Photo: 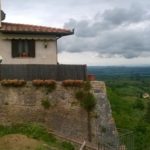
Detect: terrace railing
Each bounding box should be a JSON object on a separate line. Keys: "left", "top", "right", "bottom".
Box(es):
{"left": 0, "top": 64, "right": 87, "bottom": 81}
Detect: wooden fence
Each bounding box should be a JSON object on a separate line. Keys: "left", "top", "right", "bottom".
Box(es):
{"left": 0, "top": 64, "right": 87, "bottom": 81}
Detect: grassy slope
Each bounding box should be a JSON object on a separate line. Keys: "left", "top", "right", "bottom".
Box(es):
{"left": 0, "top": 134, "right": 46, "bottom": 150}
{"left": 104, "top": 77, "right": 150, "bottom": 150}
{"left": 0, "top": 123, "right": 75, "bottom": 150}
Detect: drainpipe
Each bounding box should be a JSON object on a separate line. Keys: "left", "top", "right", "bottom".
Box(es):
{"left": 56, "top": 37, "right": 61, "bottom": 64}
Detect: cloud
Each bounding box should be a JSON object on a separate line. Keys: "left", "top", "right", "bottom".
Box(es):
{"left": 3, "top": 0, "right": 150, "bottom": 60}
{"left": 59, "top": 4, "right": 150, "bottom": 58}
{"left": 102, "top": 4, "right": 149, "bottom": 25}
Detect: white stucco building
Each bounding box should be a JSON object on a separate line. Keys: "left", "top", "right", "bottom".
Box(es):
{"left": 0, "top": 4, "right": 86, "bottom": 81}
{"left": 0, "top": 22, "right": 73, "bottom": 64}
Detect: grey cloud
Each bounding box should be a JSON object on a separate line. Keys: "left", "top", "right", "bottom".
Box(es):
{"left": 102, "top": 5, "right": 149, "bottom": 25}
{"left": 3, "top": 0, "right": 150, "bottom": 59}
{"left": 59, "top": 5, "right": 150, "bottom": 58}
{"left": 64, "top": 4, "right": 150, "bottom": 37}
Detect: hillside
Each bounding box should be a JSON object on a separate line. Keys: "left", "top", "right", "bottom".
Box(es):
{"left": 106, "top": 78, "right": 150, "bottom": 150}
{"left": 99, "top": 76, "right": 150, "bottom": 150}
{"left": 88, "top": 66, "right": 150, "bottom": 149}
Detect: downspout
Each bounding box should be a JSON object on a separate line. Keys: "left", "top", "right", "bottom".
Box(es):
{"left": 56, "top": 37, "right": 61, "bottom": 64}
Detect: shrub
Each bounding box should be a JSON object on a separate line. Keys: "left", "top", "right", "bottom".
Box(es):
{"left": 1, "top": 79, "right": 26, "bottom": 87}
{"left": 62, "top": 80, "right": 83, "bottom": 87}
{"left": 83, "top": 81, "right": 91, "bottom": 91}
{"left": 41, "top": 99, "right": 50, "bottom": 109}
{"left": 144, "top": 101, "right": 150, "bottom": 123}
{"left": 76, "top": 91, "right": 96, "bottom": 142}
{"left": 80, "top": 92, "right": 96, "bottom": 112}
{"left": 133, "top": 99, "right": 145, "bottom": 110}
{"left": 61, "top": 141, "right": 75, "bottom": 150}
{"left": 75, "top": 90, "right": 85, "bottom": 100}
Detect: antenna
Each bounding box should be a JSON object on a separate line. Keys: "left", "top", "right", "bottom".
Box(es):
{"left": 0, "top": 0, "right": 6, "bottom": 27}
{"left": 1, "top": 10, "right": 5, "bottom": 20}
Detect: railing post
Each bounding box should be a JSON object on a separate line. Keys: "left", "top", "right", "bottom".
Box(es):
{"left": 0, "top": 55, "right": 3, "bottom": 80}
{"left": 79, "top": 141, "right": 86, "bottom": 150}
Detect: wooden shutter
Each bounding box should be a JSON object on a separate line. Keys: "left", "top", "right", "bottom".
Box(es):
{"left": 28, "top": 40, "right": 35, "bottom": 57}
{"left": 12, "top": 40, "right": 18, "bottom": 57}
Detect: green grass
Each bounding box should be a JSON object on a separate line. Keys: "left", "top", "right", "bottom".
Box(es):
{"left": 0, "top": 123, "right": 75, "bottom": 150}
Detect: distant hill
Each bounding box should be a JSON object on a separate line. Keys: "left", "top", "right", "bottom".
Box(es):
{"left": 88, "top": 66, "right": 150, "bottom": 78}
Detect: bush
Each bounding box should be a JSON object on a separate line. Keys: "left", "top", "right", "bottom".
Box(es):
{"left": 133, "top": 99, "right": 145, "bottom": 110}
{"left": 80, "top": 92, "right": 96, "bottom": 112}
{"left": 76, "top": 91, "right": 96, "bottom": 142}
{"left": 1, "top": 79, "right": 26, "bottom": 87}
{"left": 83, "top": 81, "right": 91, "bottom": 91}
{"left": 61, "top": 141, "right": 75, "bottom": 150}
{"left": 41, "top": 99, "right": 50, "bottom": 109}
{"left": 75, "top": 90, "right": 84, "bottom": 100}
{"left": 75, "top": 90, "right": 85, "bottom": 100}
{"left": 62, "top": 80, "right": 83, "bottom": 88}
{"left": 144, "top": 101, "right": 150, "bottom": 123}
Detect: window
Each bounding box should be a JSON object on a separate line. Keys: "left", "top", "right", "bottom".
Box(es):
{"left": 12, "top": 40, "right": 35, "bottom": 58}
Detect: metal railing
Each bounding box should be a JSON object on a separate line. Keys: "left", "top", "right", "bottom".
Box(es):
{"left": 97, "top": 128, "right": 134, "bottom": 150}
{"left": 0, "top": 64, "right": 87, "bottom": 81}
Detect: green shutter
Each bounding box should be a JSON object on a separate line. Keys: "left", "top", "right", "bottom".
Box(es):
{"left": 29, "top": 40, "right": 35, "bottom": 57}
{"left": 12, "top": 40, "right": 18, "bottom": 57}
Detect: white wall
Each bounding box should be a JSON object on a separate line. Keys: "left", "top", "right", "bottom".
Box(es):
{"left": 0, "top": 33, "right": 57, "bottom": 64}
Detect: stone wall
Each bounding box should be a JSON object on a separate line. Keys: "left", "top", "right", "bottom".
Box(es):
{"left": 0, "top": 81, "right": 118, "bottom": 148}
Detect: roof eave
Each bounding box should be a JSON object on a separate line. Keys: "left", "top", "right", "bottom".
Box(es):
{"left": 0, "top": 30, "right": 74, "bottom": 38}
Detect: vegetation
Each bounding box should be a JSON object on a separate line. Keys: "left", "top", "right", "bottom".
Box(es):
{"left": 75, "top": 81, "right": 96, "bottom": 142}
{"left": 83, "top": 81, "right": 91, "bottom": 91}
{"left": 0, "top": 123, "right": 75, "bottom": 150}
{"left": 41, "top": 99, "right": 51, "bottom": 109}
{"left": 101, "top": 76, "right": 150, "bottom": 150}
{"left": 61, "top": 141, "right": 75, "bottom": 150}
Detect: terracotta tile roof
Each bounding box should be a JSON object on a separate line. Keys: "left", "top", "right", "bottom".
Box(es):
{"left": 0, "top": 22, "right": 73, "bottom": 36}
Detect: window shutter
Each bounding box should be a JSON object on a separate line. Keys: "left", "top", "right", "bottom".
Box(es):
{"left": 29, "top": 40, "right": 35, "bottom": 57}
{"left": 12, "top": 40, "right": 18, "bottom": 57}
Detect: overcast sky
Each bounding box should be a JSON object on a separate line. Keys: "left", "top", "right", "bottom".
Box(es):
{"left": 2, "top": 0, "right": 150, "bottom": 66}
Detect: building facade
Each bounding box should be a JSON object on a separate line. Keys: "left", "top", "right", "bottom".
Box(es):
{"left": 0, "top": 22, "right": 73, "bottom": 64}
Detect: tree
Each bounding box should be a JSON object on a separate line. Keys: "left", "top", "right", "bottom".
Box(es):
{"left": 133, "top": 99, "right": 145, "bottom": 110}
{"left": 75, "top": 81, "right": 96, "bottom": 142}
{"left": 144, "top": 101, "right": 150, "bottom": 123}
{"left": 80, "top": 92, "right": 96, "bottom": 142}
